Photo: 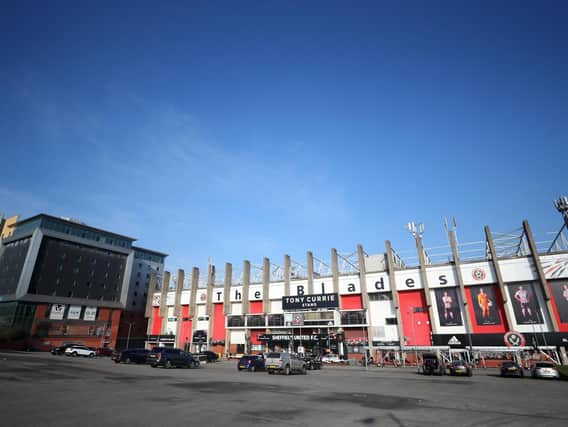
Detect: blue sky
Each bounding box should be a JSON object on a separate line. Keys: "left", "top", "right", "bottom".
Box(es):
{"left": 1, "top": 1, "right": 567, "bottom": 276}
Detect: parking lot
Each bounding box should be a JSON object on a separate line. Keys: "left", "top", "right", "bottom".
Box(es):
{"left": 1, "top": 351, "right": 567, "bottom": 427}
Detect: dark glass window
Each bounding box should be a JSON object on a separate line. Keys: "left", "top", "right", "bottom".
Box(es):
{"left": 341, "top": 310, "right": 366, "bottom": 325}
{"left": 246, "top": 315, "right": 265, "bottom": 327}
{"left": 227, "top": 316, "right": 245, "bottom": 327}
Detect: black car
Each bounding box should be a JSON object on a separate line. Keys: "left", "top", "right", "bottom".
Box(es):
{"left": 51, "top": 343, "right": 79, "bottom": 355}
{"left": 198, "top": 351, "right": 219, "bottom": 363}
{"left": 422, "top": 353, "right": 445, "bottom": 375}
{"left": 112, "top": 348, "right": 150, "bottom": 364}
{"left": 238, "top": 355, "right": 265, "bottom": 372}
{"left": 500, "top": 361, "right": 524, "bottom": 378}
{"left": 303, "top": 353, "right": 322, "bottom": 370}
{"left": 448, "top": 360, "right": 473, "bottom": 377}
{"left": 148, "top": 348, "right": 200, "bottom": 369}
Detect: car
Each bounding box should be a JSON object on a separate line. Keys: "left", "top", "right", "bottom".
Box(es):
{"left": 448, "top": 360, "right": 473, "bottom": 377}
{"left": 238, "top": 355, "right": 265, "bottom": 372}
{"left": 112, "top": 348, "right": 150, "bottom": 364}
{"left": 422, "top": 353, "right": 445, "bottom": 376}
{"left": 265, "top": 352, "right": 306, "bottom": 375}
{"left": 51, "top": 343, "right": 79, "bottom": 355}
{"left": 95, "top": 347, "right": 114, "bottom": 357}
{"left": 148, "top": 348, "right": 200, "bottom": 369}
{"left": 65, "top": 345, "right": 96, "bottom": 358}
{"left": 531, "top": 362, "right": 560, "bottom": 379}
{"left": 321, "top": 354, "right": 341, "bottom": 364}
{"left": 198, "top": 351, "right": 219, "bottom": 363}
{"left": 301, "top": 353, "right": 322, "bottom": 370}
{"left": 500, "top": 361, "right": 524, "bottom": 378}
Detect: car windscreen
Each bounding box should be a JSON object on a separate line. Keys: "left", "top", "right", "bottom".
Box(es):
{"left": 266, "top": 353, "right": 281, "bottom": 358}
{"left": 535, "top": 362, "right": 555, "bottom": 368}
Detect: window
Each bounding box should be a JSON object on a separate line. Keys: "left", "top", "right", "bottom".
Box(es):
{"left": 132, "top": 301, "right": 137, "bottom": 306}
{"left": 385, "top": 318, "right": 397, "bottom": 325}
{"left": 134, "top": 292, "right": 138, "bottom": 297}
{"left": 369, "top": 293, "right": 392, "bottom": 301}
{"left": 227, "top": 316, "right": 245, "bottom": 327}
{"left": 340, "top": 310, "right": 367, "bottom": 325}
{"left": 247, "top": 315, "right": 265, "bottom": 327}
{"left": 268, "top": 314, "right": 284, "bottom": 326}
{"left": 135, "top": 281, "right": 139, "bottom": 287}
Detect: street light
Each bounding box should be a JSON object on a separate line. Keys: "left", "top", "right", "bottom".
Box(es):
{"left": 121, "top": 322, "right": 135, "bottom": 349}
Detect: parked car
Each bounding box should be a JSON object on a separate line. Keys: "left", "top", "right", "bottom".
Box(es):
{"left": 321, "top": 354, "right": 341, "bottom": 364}
{"left": 95, "top": 347, "right": 114, "bottom": 357}
{"left": 531, "top": 362, "right": 560, "bottom": 379}
{"left": 448, "top": 360, "right": 472, "bottom": 377}
{"left": 65, "top": 345, "right": 96, "bottom": 358}
{"left": 302, "top": 353, "right": 322, "bottom": 370}
{"left": 198, "top": 351, "right": 219, "bottom": 363}
{"left": 265, "top": 352, "right": 306, "bottom": 375}
{"left": 51, "top": 343, "right": 79, "bottom": 355}
{"left": 500, "top": 361, "right": 524, "bottom": 378}
{"left": 148, "top": 348, "right": 200, "bottom": 369}
{"left": 112, "top": 348, "right": 150, "bottom": 364}
{"left": 238, "top": 355, "right": 265, "bottom": 372}
{"left": 422, "top": 353, "right": 445, "bottom": 375}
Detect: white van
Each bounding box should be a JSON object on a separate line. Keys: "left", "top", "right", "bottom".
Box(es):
{"left": 265, "top": 352, "right": 307, "bottom": 375}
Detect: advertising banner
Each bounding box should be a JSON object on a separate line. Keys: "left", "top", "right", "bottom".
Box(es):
{"left": 83, "top": 306, "right": 98, "bottom": 321}
{"left": 49, "top": 304, "right": 66, "bottom": 320}
{"left": 282, "top": 293, "right": 339, "bottom": 310}
{"left": 507, "top": 282, "right": 543, "bottom": 324}
{"left": 549, "top": 280, "right": 568, "bottom": 323}
{"left": 434, "top": 288, "right": 463, "bottom": 327}
{"left": 67, "top": 305, "right": 82, "bottom": 320}
{"left": 469, "top": 286, "right": 501, "bottom": 326}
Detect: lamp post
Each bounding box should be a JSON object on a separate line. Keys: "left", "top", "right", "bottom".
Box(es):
{"left": 121, "top": 322, "right": 135, "bottom": 349}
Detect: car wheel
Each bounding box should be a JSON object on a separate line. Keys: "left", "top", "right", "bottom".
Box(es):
{"left": 301, "top": 365, "right": 307, "bottom": 375}
{"left": 125, "top": 357, "right": 131, "bottom": 364}
{"left": 114, "top": 359, "right": 121, "bottom": 364}
{"left": 520, "top": 371, "right": 524, "bottom": 378}
{"left": 72, "top": 352, "right": 78, "bottom": 357}
{"left": 467, "top": 370, "right": 472, "bottom": 377}
{"left": 165, "top": 360, "right": 172, "bottom": 369}
{"left": 251, "top": 366, "right": 256, "bottom": 372}
{"left": 284, "top": 365, "right": 291, "bottom": 375}
{"left": 268, "top": 370, "right": 274, "bottom": 375}
{"left": 150, "top": 364, "right": 157, "bottom": 368}
{"left": 89, "top": 353, "right": 95, "bottom": 358}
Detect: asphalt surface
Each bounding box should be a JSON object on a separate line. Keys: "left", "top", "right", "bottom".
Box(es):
{"left": 1, "top": 351, "right": 566, "bottom": 427}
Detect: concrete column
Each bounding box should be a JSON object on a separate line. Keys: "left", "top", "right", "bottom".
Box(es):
{"left": 174, "top": 269, "right": 185, "bottom": 348}
{"left": 307, "top": 251, "right": 314, "bottom": 292}
{"left": 263, "top": 257, "right": 270, "bottom": 313}
{"left": 223, "top": 263, "right": 232, "bottom": 315}
{"left": 206, "top": 264, "right": 215, "bottom": 349}
{"left": 447, "top": 229, "right": 475, "bottom": 351}
{"left": 284, "top": 255, "right": 291, "bottom": 296}
{"left": 15, "top": 228, "right": 44, "bottom": 298}
{"left": 223, "top": 262, "right": 232, "bottom": 357}
{"left": 189, "top": 267, "right": 199, "bottom": 346}
{"left": 385, "top": 241, "right": 404, "bottom": 347}
{"left": 242, "top": 260, "right": 251, "bottom": 314}
{"left": 160, "top": 271, "right": 170, "bottom": 334}
{"left": 331, "top": 248, "right": 339, "bottom": 294}
{"left": 523, "top": 220, "right": 560, "bottom": 332}
{"left": 414, "top": 235, "right": 438, "bottom": 335}
{"left": 357, "top": 244, "right": 372, "bottom": 353}
{"left": 144, "top": 271, "right": 158, "bottom": 336}
{"left": 484, "top": 226, "right": 515, "bottom": 328}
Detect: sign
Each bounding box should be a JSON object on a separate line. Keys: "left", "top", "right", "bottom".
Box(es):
{"left": 504, "top": 331, "right": 526, "bottom": 347}
{"left": 49, "top": 304, "right": 66, "bottom": 320}
{"left": 146, "top": 335, "right": 176, "bottom": 343}
{"left": 282, "top": 293, "right": 339, "bottom": 310}
{"left": 258, "top": 333, "right": 329, "bottom": 342}
{"left": 83, "top": 306, "right": 97, "bottom": 321}
{"left": 448, "top": 336, "right": 462, "bottom": 345}
{"left": 292, "top": 313, "right": 304, "bottom": 326}
{"left": 67, "top": 305, "right": 82, "bottom": 320}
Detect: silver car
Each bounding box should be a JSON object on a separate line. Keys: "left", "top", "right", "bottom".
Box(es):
{"left": 265, "top": 352, "right": 307, "bottom": 375}
{"left": 531, "top": 362, "right": 560, "bottom": 379}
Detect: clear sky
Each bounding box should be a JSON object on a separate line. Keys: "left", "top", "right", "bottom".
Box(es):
{"left": 1, "top": 1, "right": 567, "bottom": 276}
